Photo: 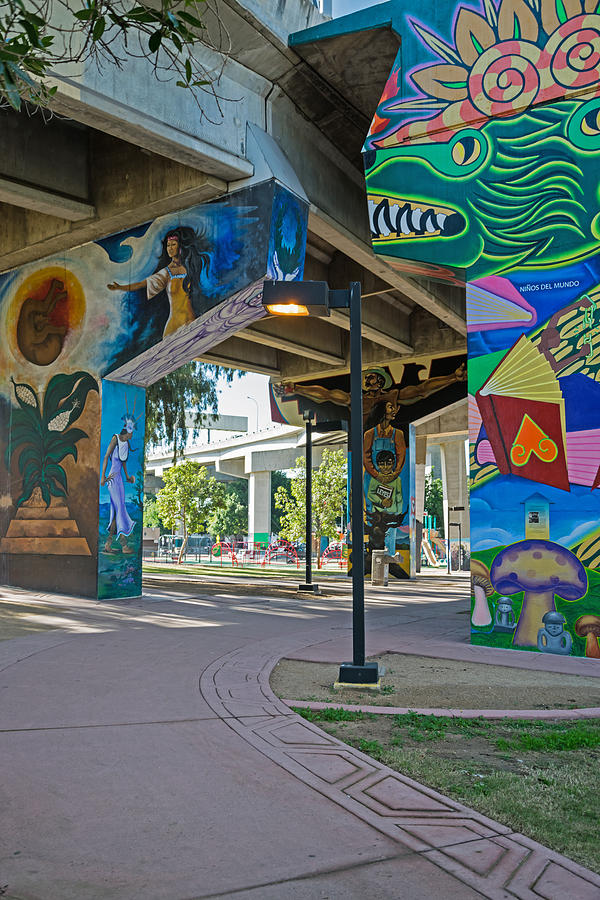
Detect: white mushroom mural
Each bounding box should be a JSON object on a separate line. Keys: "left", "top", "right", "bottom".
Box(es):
{"left": 489, "top": 540, "right": 588, "bottom": 648}
{"left": 470, "top": 559, "right": 493, "bottom": 627}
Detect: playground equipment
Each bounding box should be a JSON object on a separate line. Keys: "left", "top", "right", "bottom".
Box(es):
{"left": 320, "top": 541, "right": 348, "bottom": 569}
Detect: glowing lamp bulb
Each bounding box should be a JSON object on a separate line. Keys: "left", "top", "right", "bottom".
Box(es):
{"left": 265, "top": 302, "right": 309, "bottom": 316}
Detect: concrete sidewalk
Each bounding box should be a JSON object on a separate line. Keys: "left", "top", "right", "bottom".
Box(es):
{"left": 1, "top": 576, "right": 599, "bottom": 899}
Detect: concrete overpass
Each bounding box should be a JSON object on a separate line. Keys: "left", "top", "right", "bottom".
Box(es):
{"left": 0, "top": 0, "right": 466, "bottom": 386}
{"left": 146, "top": 424, "right": 348, "bottom": 543}
{"left": 146, "top": 408, "right": 469, "bottom": 554}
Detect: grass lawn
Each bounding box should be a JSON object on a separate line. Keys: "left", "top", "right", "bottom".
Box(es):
{"left": 293, "top": 707, "right": 600, "bottom": 874}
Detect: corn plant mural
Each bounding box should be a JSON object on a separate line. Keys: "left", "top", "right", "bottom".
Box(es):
{"left": 6, "top": 372, "right": 99, "bottom": 508}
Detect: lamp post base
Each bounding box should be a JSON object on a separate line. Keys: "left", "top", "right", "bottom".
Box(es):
{"left": 298, "top": 583, "right": 320, "bottom": 593}
{"left": 336, "top": 661, "right": 379, "bottom": 685}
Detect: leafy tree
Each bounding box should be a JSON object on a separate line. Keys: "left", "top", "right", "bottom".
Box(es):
{"left": 145, "top": 362, "right": 234, "bottom": 461}
{"left": 142, "top": 494, "right": 162, "bottom": 529}
{"left": 208, "top": 479, "right": 247, "bottom": 540}
{"left": 0, "top": 0, "right": 228, "bottom": 113}
{"left": 155, "top": 460, "right": 223, "bottom": 563}
{"left": 271, "top": 469, "right": 290, "bottom": 535}
{"left": 275, "top": 449, "right": 346, "bottom": 565}
{"left": 424, "top": 473, "right": 444, "bottom": 536}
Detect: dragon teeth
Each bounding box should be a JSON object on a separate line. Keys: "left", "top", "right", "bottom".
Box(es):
{"left": 369, "top": 197, "right": 448, "bottom": 238}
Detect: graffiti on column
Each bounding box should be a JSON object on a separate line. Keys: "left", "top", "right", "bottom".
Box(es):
{"left": 271, "top": 355, "right": 466, "bottom": 578}
{"left": 365, "top": 0, "right": 600, "bottom": 655}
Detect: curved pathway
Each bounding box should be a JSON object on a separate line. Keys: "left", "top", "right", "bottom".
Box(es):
{"left": 201, "top": 625, "right": 600, "bottom": 900}
{"left": 1, "top": 576, "right": 600, "bottom": 899}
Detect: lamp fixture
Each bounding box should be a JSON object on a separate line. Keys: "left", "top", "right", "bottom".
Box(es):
{"left": 262, "top": 280, "right": 331, "bottom": 317}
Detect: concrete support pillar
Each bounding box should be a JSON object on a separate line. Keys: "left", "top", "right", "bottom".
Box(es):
{"left": 413, "top": 435, "right": 427, "bottom": 574}
{"left": 440, "top": 439, "right": 469, "bottom": 571}
{"left": 248, "top": 470, "right": 271, "bottom": 545}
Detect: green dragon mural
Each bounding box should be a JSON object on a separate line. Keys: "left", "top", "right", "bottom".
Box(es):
{"left": 366, "top": 0, "right": 600, "bottom": 659}
{"left": 365, "top": 0, "right": 600, "bottom": 283}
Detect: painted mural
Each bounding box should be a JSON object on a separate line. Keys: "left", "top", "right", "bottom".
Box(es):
{"left": 0, "top": 179, "right": 308, "bottom": 598}
{"left": 98, "top": 381, "right": 145, "bottom": 599}
{"left": 271, "top": 355, "right": 466, "bottom": 578}
{"left": 364, "top": 0, "right": 600, "bottom": 656}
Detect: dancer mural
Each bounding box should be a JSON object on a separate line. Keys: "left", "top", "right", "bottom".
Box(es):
{"left": 365, "top": 0, "right": 600, "bottom": 655}
{"left": 98, "top": 381, "right": 145, "bottom": 599}
{"left": 0, "top": 179, "right": 308, "bottom": 598}
{"left": 271, "top": 355, "right": 466, "bottom": 578}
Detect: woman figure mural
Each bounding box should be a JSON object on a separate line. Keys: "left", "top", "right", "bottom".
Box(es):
{"left": 100, "top": 405, "right": 141, "bottom": 554}
{"left": 107, "top": 226, "right": 211, "bottom": 338}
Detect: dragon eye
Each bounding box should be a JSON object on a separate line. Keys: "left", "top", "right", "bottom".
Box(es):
{"left": 452, "top": 136, "right": 482, "bottom": 166}
{"left": 582, "top": 107, "right": 600, "bottom": 136}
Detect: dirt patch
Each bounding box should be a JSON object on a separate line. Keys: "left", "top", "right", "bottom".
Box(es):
{"left": 270, "top": 653, "right": 600, "bottom": 709}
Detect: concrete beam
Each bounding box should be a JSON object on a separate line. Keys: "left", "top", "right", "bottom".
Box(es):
{"left": 327, "top": 308, "right": 412, "bottom": 356}
{"left": 49, "top": 76, "right": 254, "bottom": 182}
{"left": 308, "top": 206, "right": 467, "bottom": 335}
{"left": 215, "top": 458, "right": 247, "bottom": 478}
{"left": 411, "top": 309, "right": 467, "bottom": 357}
{"left": 0, "top": 178, "right": 95, "bottom": 221}
{"left": 196, "top": 336, "right": 281, "bottom": 376}
{"left": 240, "top": 320, "right": 345, "bottom": 367}
{"left": 0, "top": 130, "right": 226, "bottom": 273}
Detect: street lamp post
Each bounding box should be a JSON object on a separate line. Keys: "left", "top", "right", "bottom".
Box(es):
{"left": 262, "top": 279, "right": 379, "bottom": 686}
{"left": 298, "top": 410, "right": 318, "bottom": 593}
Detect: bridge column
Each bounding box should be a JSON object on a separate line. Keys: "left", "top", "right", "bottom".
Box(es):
{"left": 412, "top": 435, "right": 427, "bottom": 575}
{"left": 440, "top": 439, "right": 469, "bottom": 571}
{"left": 248, "top": 470, "right": 271, "bottom": 545}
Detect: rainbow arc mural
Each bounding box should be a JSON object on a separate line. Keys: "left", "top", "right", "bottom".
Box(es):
{"left": 365, "top": 0, "right": 600, "bottom": 657}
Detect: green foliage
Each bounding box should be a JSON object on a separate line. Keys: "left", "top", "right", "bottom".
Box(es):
{"left": 293, "top": 707, "right": 371, "bottom": 723}
{"left": 271, "top": 470, "right": 290, "bottom": 535}
{"left": 0, "top": 0, "right": 221, "bottom": 112}
{"left": 145, "top": 362, "right": 234, "bottom": 461}
{"left": 497, "top": 725, "right": 600, "bottom": 752}
{"left": 275, "top": 449, "right": 347, "bottom": 559}
{"left": 357, "top": 738, "right": 384, "bottom": 757}
{"left": 424, "top": 473, "right": 444, "bottom": 535}
{"left": 155, "top": 460, "right": 224, "bottom": 562}
{"left": 207, "top": 479, "right": 247, "bottom": 538}
{"left": 142, "top": 494, "right": 162, "bottom": 528}
{"left": 6, "top": 372, "right": 98, "bottom": 507}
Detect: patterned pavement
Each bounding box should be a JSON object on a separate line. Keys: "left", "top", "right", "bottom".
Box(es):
{"left": 201, "top": 624, "right": 600, "bottom": 900}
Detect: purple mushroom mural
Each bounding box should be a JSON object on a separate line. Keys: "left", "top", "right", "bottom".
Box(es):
{"left": 490, "top": 540, "right": 587, "bottom": 649}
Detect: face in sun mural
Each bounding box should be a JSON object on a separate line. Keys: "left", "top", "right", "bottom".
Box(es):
{"left": 366, "top": 0, "right": 600, "bottom": 656}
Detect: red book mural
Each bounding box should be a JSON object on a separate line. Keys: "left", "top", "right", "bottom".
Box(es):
{"left": 475, "top": 336, "right": 570, "bottom": 492}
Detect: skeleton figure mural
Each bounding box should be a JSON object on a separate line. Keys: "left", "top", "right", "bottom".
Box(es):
{"left": 365, "top": 0, "right": 600, "bottom": 653}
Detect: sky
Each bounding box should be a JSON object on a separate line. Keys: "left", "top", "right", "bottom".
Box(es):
{"left": 331, "top": 0, "right": 386, "bottom": 15}
{"left": 215, "top": 371, "right": 274, "bottom": 432}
